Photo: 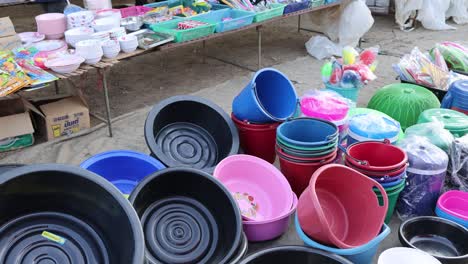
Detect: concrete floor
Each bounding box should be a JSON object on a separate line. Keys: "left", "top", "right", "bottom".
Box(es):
{"left": 1, "top": 2, "right": 468, "bottom": 263}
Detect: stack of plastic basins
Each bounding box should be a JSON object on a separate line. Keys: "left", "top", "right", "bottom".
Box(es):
{"left": 417, "top": 108, "right": 468, "bottom": 138}
{"left": 441, "top": 79, "right": 468, "bottom": 115}
{"left": 342, "top": 141, "right": 408, "bottom": 223}
{"left": 232, "top": 68, "right": 298, "bottom": 163}
{"left": 296, "top": 164, "right": 390, "bottom": 264}
{"left": 276, "top": 118, "right": 339, "bottom": 196}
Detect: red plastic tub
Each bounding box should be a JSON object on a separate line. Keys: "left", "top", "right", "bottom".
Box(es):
{"left": 346, "top": 141, "right": 408, "bottom": 172}
{"left": 232, "top": 114, "right": 280, "bottom": 163}
{"left": 278, "top": 152, "right": 337, "bottom": 196}
{"left": 297, "top": 164, "right": 388, "bottom": 249}
{"left": 276, "top": 145, "right": 338, "bottom": 163}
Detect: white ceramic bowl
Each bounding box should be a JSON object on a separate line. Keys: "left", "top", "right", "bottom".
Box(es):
{"left": 109, "top": 27, "right": 126, "bottom": 40}
{"left": 103, "top": 50, "right": 120, "bottom": 59}
{"left": 44, "top": 55, "right": 85, "bottom": 74}
{"left": 102, "top": 39, "right": 120, "bottom": 53}
{"left": 96, "top": 9, "right": 122, "bottom": 20}
{"left": 36, "top": 13, "right": 66, "bottom": 39}
{"left": 67, "top": 11, "right": 94, "bottom": 29}
{"left": 75, "top": 39, "right": 103, "bottom": 61}
{"left": 118, "top": 35, "right": 138, "bottom": 52}
{"left": 64, "top": 27, "right": 94, "bottom": 47}
{"left": 92, "top": 17, "right": 120, "bottom": 32}
{"left": 84, "top": 56, "right": 103, "bottom": 65}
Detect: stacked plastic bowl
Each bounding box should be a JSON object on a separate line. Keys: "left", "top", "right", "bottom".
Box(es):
{"left": 214, "top": 155, "right": 296, "bottom": 242}
{"left": 275, "top": 118, "right": 339, "bottom": 195}
{"left": 436, "top": 190, "right": 468, "bottom": 228}
{"left": 341, "top": 140, "right": 408, "bottom": 223}
{"left": 296, "top": 164, "right": 389, "bottom": 264}
{"left": 232, "top": 68, "right": 298, "bottom": 163}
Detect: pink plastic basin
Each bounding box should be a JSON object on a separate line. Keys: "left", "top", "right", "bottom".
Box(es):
{"left": 297, "top": 164, "right": 388, "bottom": 249}
{"left": 242, "top": 192, "right": 298, "bottom": 242}
{"left": 214, "top": 154, "right": 293, "bottom": 221}
{"left": 437, "top": 190, "right": 468, "bottom": 221}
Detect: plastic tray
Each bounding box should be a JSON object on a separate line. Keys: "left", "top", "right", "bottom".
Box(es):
{"left": 311, "top": 0, "right": 325, "bottom": 8}
{"left": 284, "top": 1, "right": 310, "bottom": 14}
{"left": 144, "top": 0, "right": 181, "bottom": 8}
{"left": 150, "top": 18, "right": 216, "bottom": 43}
{"left": 195, "top": 9, "right": 255, "bottom": 32}
{"left": 120, "top": 6, "right": 153, "bottom": 18}
{"left": 253, "top": 4, "right": 286, "bottom": 23}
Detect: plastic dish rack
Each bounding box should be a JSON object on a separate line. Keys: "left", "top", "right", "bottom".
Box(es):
{"left": 253, "top": 3, "right": 286, "bottom": 23}
{"left": 150, "top": 19, "right": 216, "bottom": 43}
{"left": 195, "top": 9, "right": 255, "bottom": 32}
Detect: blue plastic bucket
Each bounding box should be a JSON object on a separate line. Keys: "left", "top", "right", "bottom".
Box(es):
{"left": 232, "top": 68, "right": 297, "bottom": 123}
{"left": 80, "top": 150, "right": 165, "bottom": 196}
{"left": 442, "top": 80, "right": 468, "bottom": 111}
{"left": 295, "top": 215, "right": 390, "bottom": 264}
{"left": 277, "top": 118, "right": 338, "bottom": 148}
{"left": 347, "top": 114, "right": 400, "bottom": 146}
{"left": 435, "top": 206, "right": 468, "bottom": 228}
{"left": 380, "top": 175, "right": 405, "bottom": 189}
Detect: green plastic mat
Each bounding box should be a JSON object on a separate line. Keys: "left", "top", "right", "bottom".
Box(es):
{"left": 367, "top": 83, "right": 440, "bottom": 130}
{"left": 418, "top": 108, "right": 468, "bottom": 138}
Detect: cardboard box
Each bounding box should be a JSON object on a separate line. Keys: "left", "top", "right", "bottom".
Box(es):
{"left": 0, "top": 17, "right": 17, "bottom": 37}
{"left": 36, "top": 96, "right": 90, "bottom": 140}
{"left": 0, "top": 34, "right": 21, "bottom": 50}
{"left": 0, "top": 96, "right": 40, "bottom": 152}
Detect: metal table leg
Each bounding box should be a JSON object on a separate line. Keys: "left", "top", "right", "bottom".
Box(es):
{"left": 54, "top": 80, "right": 59, "bottom": 94}
{"left": 202, "top": 40, "right": 206, "bottom": 64}
{"left": 257, "top": 26, "right": 262, "bottom": 71}
{"left": 100, "top": 68, "right": 113, "bottom": 137}
{"left": 298, "top": 15, "right": 301, "bottom": 33}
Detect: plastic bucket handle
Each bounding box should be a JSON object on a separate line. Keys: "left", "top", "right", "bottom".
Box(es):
{"left": 340, "top": 139, "right": 392, "bottom": 167}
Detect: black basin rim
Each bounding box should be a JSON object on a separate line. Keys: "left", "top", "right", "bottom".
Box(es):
{"left": 228, "top": 232, "right": 248, "bottom": 264}
{"left": 0, "top": 164, "right": 145, "bottom": 264}
{"left": 144, "top": 95, "right": 240, "bottom": 171}
{"left": 129, "top": 167, "right": 242, "bottom": 264}
{"left": 399, "top": 216, "right": 468, "bottom": 260}
{"left": 239, "top": 245, "right": 353, "bottom": 264}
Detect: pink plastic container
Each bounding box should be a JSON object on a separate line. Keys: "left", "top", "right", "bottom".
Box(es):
{"left": 35, "top": 13, "right": 66, "bottom": 40}
{"left": 297, "top": 164, "right": 388, "bottom": 249}
{"left": 214, "top": 155, "right": 293, "bottom": 221}
{"left": 243, "top": 192, "right": 298, "bottom": 242}
{"left": 437, "top": 191, "right": 468, "bottom": 221}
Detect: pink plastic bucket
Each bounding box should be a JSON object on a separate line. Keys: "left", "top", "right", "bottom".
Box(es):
{"left": 214, "top": 155, "right": 293, "bottom": 221}
{"left": 243, "top": 192, "right": 298, "bottom": 242}
{"left": 297, "top": 164, "right": 388, "bottom": 249}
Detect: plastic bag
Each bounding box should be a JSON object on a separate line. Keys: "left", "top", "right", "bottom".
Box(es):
{"left": 405, "top": 122, "right": 455, "bottom": 152}
{"left": 300, "top": 90, "right": 350, "bottom": 122}
{"left": 397, "top": 136, "right": 449, "bottom": 220}
{"left": 348, "top": 113, "right": 401, "bottom": 141}
{"left": 417, "top": 0, "right": 455, "bottom": 30}
{"left": 305, "top": 36, "right": 342, "bottom": 60}
{"left": 394, "top": 0, "right": 423, "bottom": 30}
{"left": 445, "top": 134, "right": 468, "bottom": 191}
{"left": 446, "top": 0, "right": 468, "bottom": 25}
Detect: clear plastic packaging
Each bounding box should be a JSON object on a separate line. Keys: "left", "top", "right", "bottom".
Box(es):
{"left": 348, "top": 113, "right": 400, "bottom": 142}
{"left": 397, "top": 136, "right": 449, "bottom": 220}
{"left": 445, "top": 134, "right": 468, "bottom": 192}
{"left": 405, "top": 122, "right": 454, "bottom": 152}
{"left": 300, "top": 90, "right": 350, "bottom": 122}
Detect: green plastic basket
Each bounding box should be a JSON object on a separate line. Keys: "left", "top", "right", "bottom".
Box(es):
{"left": 367, "top": 83, "right": 441, "bottom": 130}
{"left": 150, "top": 18, "right": 216, "bottom": 43}
{"left": 254, "top": 4, "right": 286, "bottom": 23}
{"left": 311, "top": 0, "right": 325, "bottom": 8}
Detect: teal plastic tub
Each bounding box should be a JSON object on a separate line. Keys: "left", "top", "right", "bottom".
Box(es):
{"left": 195, "top": 9, "right": 255, "bottom": 32}
{"left": 325, "top": 83, "right": 361, "bottom": 102}
{"left": 150, "top": 18, "right": 216, "bottom": 42}
{"left": 254, "top": 3, "right": 286, "bottom": 23}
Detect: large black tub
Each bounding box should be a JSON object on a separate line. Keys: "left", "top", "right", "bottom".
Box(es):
{"left": 0, "top": 164, "right": 145, "bottom": 264}
{"left": 240, "top": 246, "right": 353, "bottom": 264}
{"left": 144, "top": 95, "right": 239, "bottom": 173}
{"left": 130, "top": 168, "right": 242, "bottom": 264}
{"left": 399, "top": 216, "right": 468, "bottom": 264}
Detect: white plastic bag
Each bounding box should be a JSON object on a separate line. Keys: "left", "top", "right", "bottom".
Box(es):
{"left": 305, "top": 36, "right": 341, "bottom": 60}
{"left": 417, "top": 0, "right": 456, "bottom": 30}
{"left": 446, "top": 0, "right": 468, "bottom": 25}
{"left": 338, "top": 0, "right": 374, "bottom": 47}
{"left": 394, "top": 0, "right": 423, "bottom": 29}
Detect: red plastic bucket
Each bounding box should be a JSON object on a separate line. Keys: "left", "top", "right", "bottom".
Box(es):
{"left": 345, "top": 141, "right": 407, "bottom": 172}
{"left": 232, "top": 114, "right": 280, "bottom": 163}
{"left": 297, "top": 164, "right": 388, "bottom": 249}
{"left": 278, "top": 152, "right": 337, "bottom": 196}
{"left": 276, "top": 145, "right": 338, "bottom": 163}
{"left": 344, "top": 160, "right": 407, "bottom": 177}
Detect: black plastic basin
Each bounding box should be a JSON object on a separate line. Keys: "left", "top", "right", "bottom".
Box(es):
{"left": 239, "top": 246, "right": 353, "bottom": 264}
{"left": 0, "top": 164, "right": 145, "bottom": 264}
{"left": 144, "top": 95, "right": 239, "bottom": 173}
{"left": 399, "top": 216, "right": 468, "bottom": 264}
{"left": 129, "top": 168, "right": 242, "bottom": 264}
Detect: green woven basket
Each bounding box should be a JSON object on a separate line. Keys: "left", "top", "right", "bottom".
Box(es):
{"left": 367, "top": 83, "right": 440, "bottom": 130}
{"left": 253, "top": 3, "right": 286, "bottom": 23}
{"left": 150, "top": 19, "right": 216, "bottom": 43}
{"left": 418, "top": 108, "right": 468, "bottom": 138}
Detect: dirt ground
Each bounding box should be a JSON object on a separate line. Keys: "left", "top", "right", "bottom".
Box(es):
{"left": 1, "top": 2, "right": 468, "bottom": 263}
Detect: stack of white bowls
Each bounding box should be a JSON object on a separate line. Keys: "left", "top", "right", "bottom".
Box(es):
{"left": 118, "top": 35, "right": 138, "bottom": 53}
{"left": 102, "top": 40, "right": 121, "bottom": 59}
{"left": 109, "top": 27, "right": 126, "bottom": 40}
{"left": 75, "top": 39, "right": 103, "bottom": 65}
{"left": 92, "top": 16, "right": 120, "bottom": 32}
{"left": 67, "top": 11, "right": 94, "bottom": 29}
{"left": 64, "top": 27, "right": 94, "bottom": 48}
{"left": 91, "top": 31, "right": 111, "bottom": 44}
